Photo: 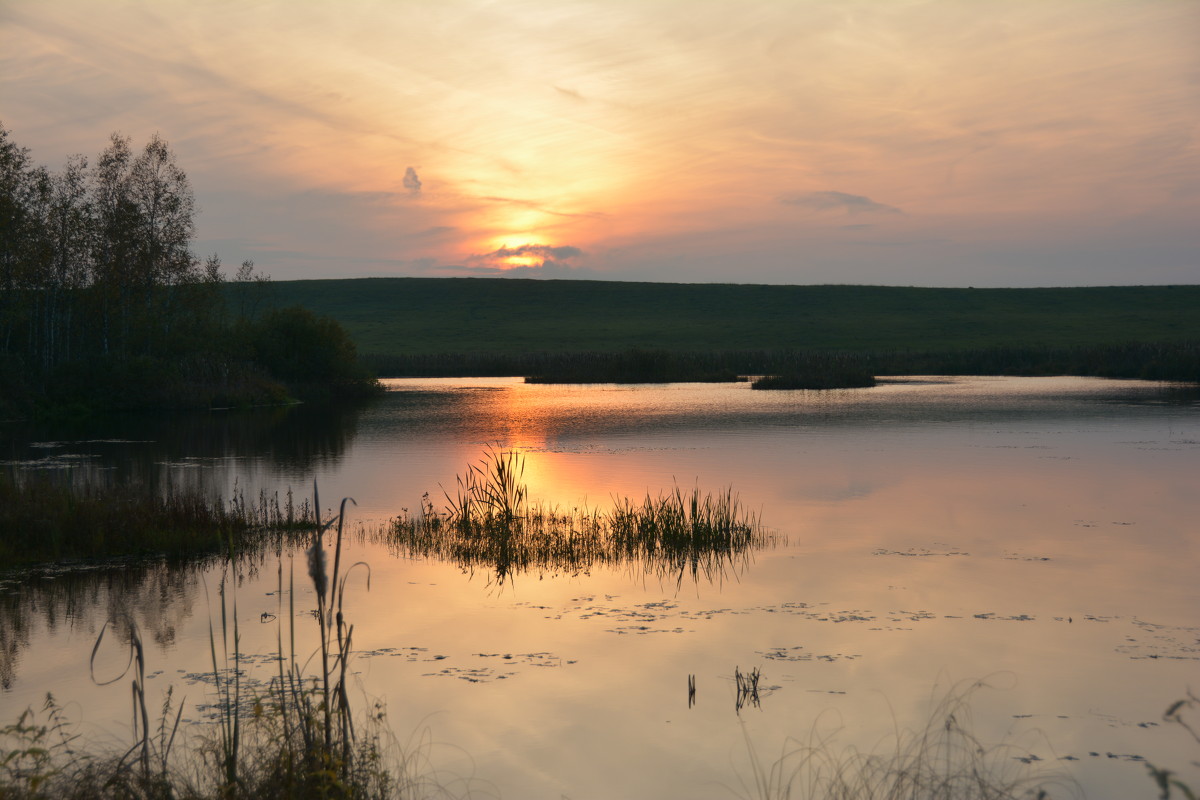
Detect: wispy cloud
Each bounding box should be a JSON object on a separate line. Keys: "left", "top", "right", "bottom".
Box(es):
{"left": 490, "top": 244, "right": 583, "bottom": 261}
{"left": 5, "top": 1, "right": 1196, "bottom": 285}
{"left": 780, "top": 191, "right": 903, "bottom": 215}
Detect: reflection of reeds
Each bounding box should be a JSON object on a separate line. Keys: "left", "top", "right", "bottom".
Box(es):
{"left": 734, "top": 666, "right": 762, "bottom": 714}
{"left": 386, "top": 449, "right": 771, "bottom": 585}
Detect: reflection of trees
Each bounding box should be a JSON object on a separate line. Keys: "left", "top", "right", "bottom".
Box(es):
{"left": 0, "top": 559, "right": 205, "bottom": 691}
{"left": 0, "top": 399, "right": 365, "bottom": 494}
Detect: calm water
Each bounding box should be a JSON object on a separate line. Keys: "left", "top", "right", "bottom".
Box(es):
{"left": 2, "top": 377, "right": 1198, "bottom": 799}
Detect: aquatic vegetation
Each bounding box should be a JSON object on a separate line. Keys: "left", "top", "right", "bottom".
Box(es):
{"left": 1146, "top": 689, "right": 1200, "bottom": 800}
{"left": 0, "top": 478, "right": 315, "bottom": 568}
{"left": 442, "top": 445, "right": 528, "bottom": 525}
{"left": 386, "top": 449, "right": 771, "bottom": 584}
{"left": 751, "top": 370, "right": 876, "bottom": 390}
{"left": 731, "top": 678, "right": 1083, "bottom": 800}
{"left": 0, "top": 484, "right": 460, "bottom": 799}
{"left": 364, "top": 341, "right": 1200, "bottom": 385}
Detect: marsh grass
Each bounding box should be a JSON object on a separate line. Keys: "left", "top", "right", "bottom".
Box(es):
{"left": 751, "top": 370, "right": 876, "bottom": 391}
{"left": 386, "top": 449, "right": 770, "bottom": 585}
{"left": 731, "top": 678, "right": 1082, "bottom": 800}
{"left": 1147, "top": 690, "right": 1200, "bottom": 800}
{"left": 0, "top": 477, "right": 316, "bottom": 568}
{"left": 0, "top": 483, "right": 462, "bottom": 800}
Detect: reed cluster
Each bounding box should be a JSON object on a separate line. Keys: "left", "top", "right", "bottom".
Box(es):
{"left": 733, "top": 678, "right": 1082, "bottom": 800}
{"left": 0, "top": 484, "right": 442, "bottom": 800}
{"left": 0, "top": 477, "right": 314, "bottom": 568}
{"left": 751, "top": 370, "right": 876, "bottom": 390}
{"left": 386, "top": 449, "right": 769, "bottom": 584}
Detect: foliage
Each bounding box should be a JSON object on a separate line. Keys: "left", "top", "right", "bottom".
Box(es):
{"left": 0, "top": 123, "right": 378, "bottom": 415}
{"left": 236, "top": 306, "right": 380, "bottom": 401}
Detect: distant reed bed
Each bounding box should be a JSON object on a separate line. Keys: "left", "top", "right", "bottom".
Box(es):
{"left": 363, "top": 342, "right": 1200, "bottom": 384}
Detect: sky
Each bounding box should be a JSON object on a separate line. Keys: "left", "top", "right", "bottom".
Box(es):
{"left": 2, "top": 0, "right": 1198, "bottom": 287}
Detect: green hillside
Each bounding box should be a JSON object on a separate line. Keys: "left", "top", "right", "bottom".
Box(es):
{"left": 258, "top": 278, "right": 1200, "bottom": 358}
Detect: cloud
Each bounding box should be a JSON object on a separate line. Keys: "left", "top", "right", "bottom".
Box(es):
{"left": 780, "top": 191, "right": 902, "bottom": 215}
{"left": 460, "top": 242, "right": 587, "bottom": 276}
{"left": 489, "top": 243, "right": 583, "bottom": 261}
{"left": 403, "top": 166, "right": 422, "bottom": 193}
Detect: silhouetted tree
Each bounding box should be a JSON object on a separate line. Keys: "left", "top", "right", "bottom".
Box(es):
{"left": 0, "top": 124, "right": 376, "bottom": 412}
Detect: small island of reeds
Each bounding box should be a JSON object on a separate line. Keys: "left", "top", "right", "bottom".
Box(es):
{"left": 383, "top": 448, "right": 772, "bottom": 584}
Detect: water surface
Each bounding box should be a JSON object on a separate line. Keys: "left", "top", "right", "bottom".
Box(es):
{"left": 2, "top": 377, "right": 1198, "bottom": 799}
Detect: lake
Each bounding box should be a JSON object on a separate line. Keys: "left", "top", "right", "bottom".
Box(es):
{"left": 2, "top": 376, "right": 1198, "bottom": 799}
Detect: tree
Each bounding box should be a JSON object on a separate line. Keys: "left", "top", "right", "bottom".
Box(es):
{"left": 0, "top": 123, "right": 34, "bottom": 356}
{"left": 88, "top": 132, "right": 199, "bottom": 356}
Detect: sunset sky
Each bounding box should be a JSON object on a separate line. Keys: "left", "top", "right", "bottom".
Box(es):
{"left": 3, "top": 0, "right": 1197, "bottom": 286}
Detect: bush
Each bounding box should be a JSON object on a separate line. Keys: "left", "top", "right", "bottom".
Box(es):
{"left": 239, "top": 307, "right": 380, "bottom": 401}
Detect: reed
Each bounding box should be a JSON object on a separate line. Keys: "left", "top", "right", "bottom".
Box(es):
{"left": 386, "top": 450, "right": 770, "bottom": 585}
{"left": 731, "top": 678, "right": 1082, "bottom": 800}
{"left": 0, "top": 477, "right": 316, "bottom": 567}
{"left": 0, "top": 483, "right": 429, "bottom": 800}
{"left": 751, "top": 370, "right": 876, "bottom": 390}
{"left": 1146, "top": 689, "right": 1200, "bottom": 800}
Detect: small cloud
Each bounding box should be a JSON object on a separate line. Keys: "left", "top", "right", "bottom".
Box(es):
{"left": 490, "top": 243, "right": 583, "bottom": 261}
{"left": 464, "top": 242, "right": 587, "bottom": 276}
{"left": 780, "top": 191, "right": 902, "bottom": 215}
{"left": 403, "top": 166, "right": 422, "bottom": 193}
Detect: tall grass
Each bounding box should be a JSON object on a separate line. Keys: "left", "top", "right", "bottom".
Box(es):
{"left": 0, "top": 476, "right": 315, "bottom": 567}
{"left": 1147, "top": 689, "right": 1200, "bottom": 800}
{"left": 199, "top": 481, "right": 386, "bottom": 798}
{"left": 0, "top": 483, "right": 455, "bottom": 799}
{"left": 386, "top": 449, "right": 770, "bottom": 585}
{"left": 731, "top": 678, "right": 1082, "bottom": 800}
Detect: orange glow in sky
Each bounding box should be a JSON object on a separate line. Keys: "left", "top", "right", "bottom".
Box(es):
{"left": 2, "top": 1, "right": 1197, "bottom": 286}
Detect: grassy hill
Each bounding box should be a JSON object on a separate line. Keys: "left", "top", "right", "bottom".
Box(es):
{"left": 259, "top": 278, "right": 1200, "bottom": 359}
